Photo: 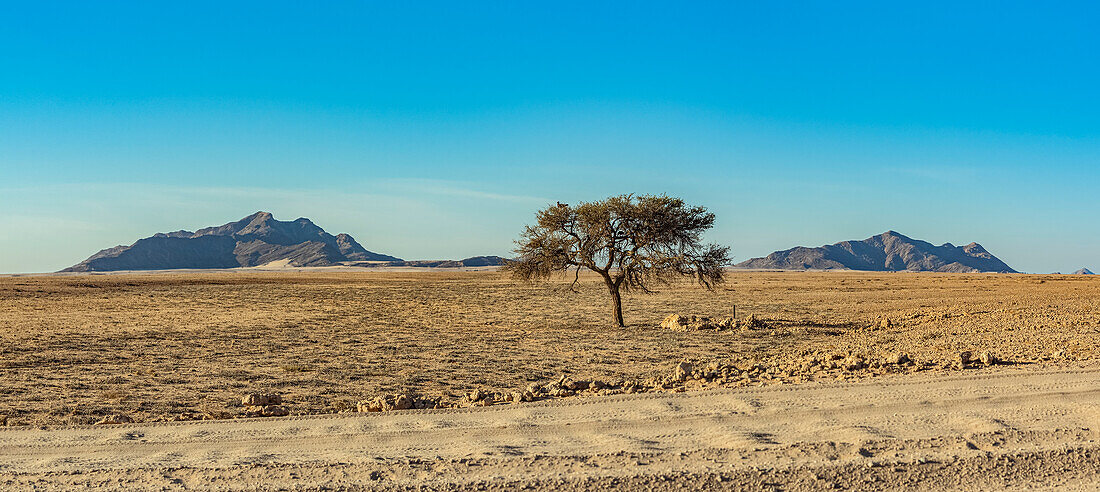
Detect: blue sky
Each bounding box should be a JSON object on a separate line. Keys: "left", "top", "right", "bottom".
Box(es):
{"left": 2, "top": 1, "right": 1098, "bottom": 273}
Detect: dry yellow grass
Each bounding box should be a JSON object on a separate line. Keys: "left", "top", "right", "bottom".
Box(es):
{"left": 0, "top": 270, "right": 1097, "bottom": 426}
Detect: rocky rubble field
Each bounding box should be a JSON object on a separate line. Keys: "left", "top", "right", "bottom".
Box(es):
{"left": 348, "top": 322, "right": 1010, "bottom": 414}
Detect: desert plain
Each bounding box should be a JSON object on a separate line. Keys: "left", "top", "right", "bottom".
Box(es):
{"left": 0, "top": 269, "right": 1097, "bottom": 489}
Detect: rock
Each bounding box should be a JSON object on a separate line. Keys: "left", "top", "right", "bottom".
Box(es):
{"left": 662, "top": 314, "right": 739, "bottom": 331}
{"left": 661, "top": 314, "right": 687, "bottom": 331}
{"left": 95, "top": 414, "right": 132, "bottom": 425}
{"left": 843, "top": 355, "right": 866, "bottom": 371}
{"left": 357, "top": 394, "right": 414, "bottom": 412}
{"left": 251, "top": 405, "right": 289, "bottom": 417}
{"left": 564, "top": 378, "right": 590, "bottom": 391}
{"left": 673, "top": 362, "right": 694, "bottom": 382}
{"left": 879, "top": 318, "right": 892, "bottom": 329}
{"left": 686, "top": 316, "right": 712, "bottom": 330}
{"left": 886, "top": 352, "right": 911, "bottom": 365}
{"left": 955, "top": 351, "right": 973, "bottom": 369}
{"left": 390, "top": 394, "right": 414, "bottom": 410}
{"left": 241, "top": 393, "right": 282, "bottom": 406}
{"left": 525, "top": 383, "right": 543, "bottom": 395}
{"left": 743, "top": 314, "right": 765, "bottom": 329}
{"left": 979, "top": 351, "right": 998, "bottom": 366}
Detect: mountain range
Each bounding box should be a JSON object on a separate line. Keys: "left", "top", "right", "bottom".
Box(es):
{"left": 1074, "top": 268, "right": 1095, "bottom": 275}
{"left": 353, "top": 256, "right": 509, "bottom": 268}
{"left": 734, "top": 231, "right": 1017, "bottom": 273}
{"left": 63, "top": 212, "right": 400, "bottom": 272}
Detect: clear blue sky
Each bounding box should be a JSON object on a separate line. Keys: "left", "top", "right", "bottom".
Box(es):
{"left": 2, "top": 1, "right": 1098, "bottom": 273}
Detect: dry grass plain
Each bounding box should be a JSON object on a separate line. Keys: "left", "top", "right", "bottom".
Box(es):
{"left": 0, "top": 269, "right": 1097, "bottom": 426}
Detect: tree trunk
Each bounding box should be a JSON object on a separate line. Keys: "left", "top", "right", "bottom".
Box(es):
{"left": 606, "top": 280, "right": 625, "bottom": 327}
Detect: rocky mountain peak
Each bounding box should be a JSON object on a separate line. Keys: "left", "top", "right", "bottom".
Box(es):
{"left": 735, "top": 232, "right": 1016, "bottom": 273}
{"left": 63, "top": 213, "right": 401, "bottom": 272}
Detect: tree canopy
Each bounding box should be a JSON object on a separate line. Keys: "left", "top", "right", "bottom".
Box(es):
{"left": 507, "top": 194, "right": 730, "bottom": 326}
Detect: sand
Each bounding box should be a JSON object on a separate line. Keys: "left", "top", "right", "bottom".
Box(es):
{"left": 1, "top": 269, "right": 1098, "bottom": 488}
{"left": 0, "top": 364, "right": 1096, "bottom": 489}
{"left": 1, "top": 270, "right": 1097, "bottom": 426}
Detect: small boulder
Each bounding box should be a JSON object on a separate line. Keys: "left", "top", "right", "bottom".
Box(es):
{"left": 95, "top": 414, "right": 132, "bottom": 425}
{"left": 686, "top": 316, "right": 712, "bottom": 330}
{"left": 661, "top": 314, "right": 687, "bottom": 331}
{"left": 843, "top": 355, "right": 866, "bottom": 371}
{"left": 673, "top": 361, "right": 693, "bottom": 382}
{"left": 241, "top": 393, "right": 282, "bottom": 406}
{"left": 955, "top": 351, "right": 973, "bottom": 369}
{"left": 978, "top": 351, "right": 999, "bottom": 366}
{"left": 743, "top": 314, "right": 765, "bottom": 329}
{"left": 885, "top": 352, "right": 911, "bottom": 365}
{"left": 253, "top": 405, "right": 289, "bottom": 417}
{"left": 357, "top": 394, "right": 414, "bottom": 412}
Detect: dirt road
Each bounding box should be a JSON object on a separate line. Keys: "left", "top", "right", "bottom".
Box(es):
{"left": 1, "top": 365, "right": 1097, "bottom": 490}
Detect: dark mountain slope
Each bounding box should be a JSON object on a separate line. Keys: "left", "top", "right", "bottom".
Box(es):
{"left": 63, "top": 212, "right": 400, "bottom": 272}
{"left": 735, "top": 231, "right": 1016, "bottom": 273}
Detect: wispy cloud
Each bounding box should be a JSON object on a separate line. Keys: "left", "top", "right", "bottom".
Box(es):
{"left": 883, "top": 165, "right": 981, "bottom": 183}
{"left": 374, "top": 178, "right": 549, "bottom": 204}
{"left": 1, "top": 179, "right": 548, "bottom": 204}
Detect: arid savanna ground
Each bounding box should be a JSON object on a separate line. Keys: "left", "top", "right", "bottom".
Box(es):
{"left": 0, "top": 269, "right": 1097, "bottom": 426}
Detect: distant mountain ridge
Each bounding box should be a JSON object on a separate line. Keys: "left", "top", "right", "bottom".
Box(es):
{"left": 63, "top": 212, "right": 400, "bottom": 272}
{"left": 734, "top": 231, "right": 1016, "bottom": 273}
{"left": 1074, "top": 268, "right": 1095, "bottom": 275}
{"left": 352, "top": 256, "right": 509, "bottom": 268}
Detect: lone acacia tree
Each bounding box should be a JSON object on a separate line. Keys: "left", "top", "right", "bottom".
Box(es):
{"left": 507, "top": 194, "right": 731, "bottom": 327}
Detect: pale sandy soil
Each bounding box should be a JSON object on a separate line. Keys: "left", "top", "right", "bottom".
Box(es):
{"left": 0, "top": 364, "right": 1096, "bottom": 490}
{"left": 0, "top": 270, "right": 1098, "bottom": 489}
{"left": 0, "top": 270, "right": 1096, "bottom": 426}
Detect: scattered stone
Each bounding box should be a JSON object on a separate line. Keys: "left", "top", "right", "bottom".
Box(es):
{"left": 979, "top": 351, "right": 999, "bottom": 366}
{"left": 328, "top": 346, "right": 1007, "bottom": 416}
{"left": 885, "top": 352, "right": 911, "bottom": 365}
{"left": 661, "top": 314, "right": 740, "bottom": 331}
{"left": 95, "top": 414, "right": 132, "bottom": 425}
{"left": 843, "top": 355, "right": 867, "bottom": 371}
{"left": 955, "top": 351, "right": 973, "bottom": 369}
{"left": 743, "top": 314, "right": 766, "bottom": 329}
{"left": 358, "top": 393, "right": 414, "bottom": 412}
{"left": 661, "top": 314, "right": 687, "bottom": 331}
{"left": 241, "top": 393, "right": 282, "bottom": 406}
{"left": 244, "top": 405, "right": 290, "bottom": 417}
{"left": 174, "top": 412, "right": 205, "bottom": 421}
{"left": 673, "top": 362, "right": 694, "bottom": 382}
